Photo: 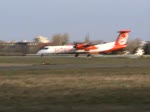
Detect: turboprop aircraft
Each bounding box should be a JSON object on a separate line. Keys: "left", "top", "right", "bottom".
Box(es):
{"left": 37, "top": 30, "right": 131, "bottom": 57}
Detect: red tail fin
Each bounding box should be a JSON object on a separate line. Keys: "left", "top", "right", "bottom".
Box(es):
{"left": 115, "top": 30, "right": 131, "bottom": 46}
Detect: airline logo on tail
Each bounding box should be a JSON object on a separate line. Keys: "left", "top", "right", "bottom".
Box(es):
{"left": 115, "top": 30, "right": 131, "bottom": 46}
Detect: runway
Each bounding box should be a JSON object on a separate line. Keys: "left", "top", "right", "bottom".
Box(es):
{"left": 0, "top": 63, "right": 150, "bottom": 70}
{"left": 0, "top": 55, "right": 150, "bottom": 70}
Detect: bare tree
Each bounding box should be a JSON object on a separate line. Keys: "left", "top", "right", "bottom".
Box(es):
{"left": 51, "top": 34, "right": 62, "bottom": 45}
{"left": 62, "top": 33, "right": 70, "bottom": 45}
{"left": 144, "top": 42, "right": 150, "bottom": 54}
{"left": 84, "top": 33, "right": 90, "bottom": 43}
{"left": 51, "top": 33, "right": 70, "bottom": 45}
{"left": 125, "top": 38, "right": 142, "bottom": 53}
{"left": 92, "top": 40, "right": 104, "bottom": 44}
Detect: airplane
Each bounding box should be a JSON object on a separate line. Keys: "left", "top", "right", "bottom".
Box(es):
{"left": 37, "top": 30, "right": 131, "bottom": 57}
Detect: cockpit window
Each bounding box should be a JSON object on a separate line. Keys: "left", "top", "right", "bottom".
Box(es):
{"left": 42, "top": 47, "right": 49, "bottom": 50}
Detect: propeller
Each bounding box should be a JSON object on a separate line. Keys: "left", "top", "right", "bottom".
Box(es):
{"left": 73, "top": 42, "right": 97, "bottom": 50}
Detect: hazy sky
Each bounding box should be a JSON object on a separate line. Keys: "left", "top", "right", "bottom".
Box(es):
{"left": 0, "top": 0, "right": 150, "bottom": 42}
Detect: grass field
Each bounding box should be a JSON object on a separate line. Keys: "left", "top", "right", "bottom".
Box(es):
{"left": 0, "top": 56, "right": 150, "bottom": 112}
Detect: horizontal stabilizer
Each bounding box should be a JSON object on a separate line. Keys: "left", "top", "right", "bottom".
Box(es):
{"left": 118, "top": 30, "right": 131, "bottom": 33}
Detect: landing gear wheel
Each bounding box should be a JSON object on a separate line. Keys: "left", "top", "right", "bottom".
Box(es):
{"left": 75, "top": 54, "right": 79, "bottom": 57}
{"left": 87, "top": 54, "right": 91, "bottom": 57}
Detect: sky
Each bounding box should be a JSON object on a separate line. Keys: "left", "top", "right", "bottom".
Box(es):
{"left": 0, "top": 0, "right": 150, "bottom": 42}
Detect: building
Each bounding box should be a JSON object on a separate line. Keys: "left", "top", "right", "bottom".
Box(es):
{"left": 34, "top": 36, "right": 50, "bottom": 43}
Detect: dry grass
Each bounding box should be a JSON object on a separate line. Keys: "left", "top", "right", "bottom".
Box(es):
{"left": 0, "top": 74, "right": 150, "bottom": 89}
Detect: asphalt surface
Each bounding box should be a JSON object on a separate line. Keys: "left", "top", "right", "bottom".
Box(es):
{"left": 0, "top": 55, "right": 150, "bottom": 70}
{"left": 0, "top": 63, "right": 150, "bottom": 70}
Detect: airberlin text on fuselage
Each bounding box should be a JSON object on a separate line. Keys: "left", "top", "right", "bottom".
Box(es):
{"left": 54, "top": 47, "right": 73, "bottom": 53}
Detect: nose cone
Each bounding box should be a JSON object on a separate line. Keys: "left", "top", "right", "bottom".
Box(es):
{"left": 36, "top": 50, "right": 45, "bottom": 55}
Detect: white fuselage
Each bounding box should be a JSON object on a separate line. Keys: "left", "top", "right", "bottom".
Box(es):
{"left": 37, "top": 46, "right": 76, "bottom": 54}
{"left": 37, "top": 42, "right": 116, "bottom": 55}
{"left": 91, "top": 42, "right": 115, "bottom": 52}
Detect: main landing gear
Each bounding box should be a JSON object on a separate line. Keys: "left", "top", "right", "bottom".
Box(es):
{"left": 87, "top": 53, "right": 91, "bottom": 57}
{"left": 74, "top": 53, "right": 92, "bottom": 57}
{"left": 75, "top": 53, "right": 79, "bottom": 57}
